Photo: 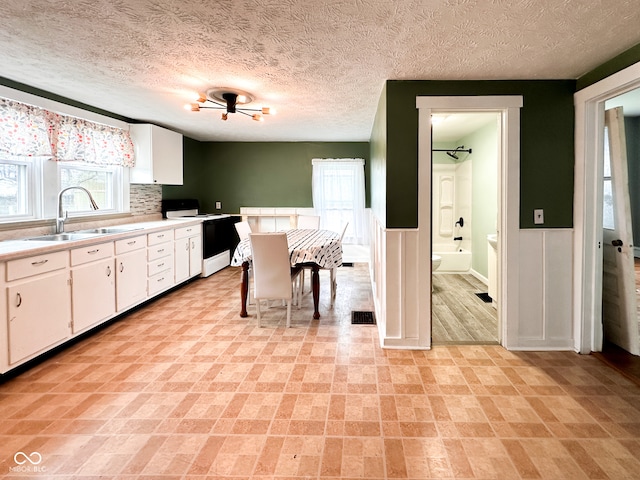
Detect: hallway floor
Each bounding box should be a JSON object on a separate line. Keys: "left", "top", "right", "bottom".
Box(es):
{"left": 0, "top": 264, "right": 639, "bottom": 478}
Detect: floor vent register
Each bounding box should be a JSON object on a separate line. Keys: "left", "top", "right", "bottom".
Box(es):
{"left": 351, "top": 311, "right": 376, "bottom": 325}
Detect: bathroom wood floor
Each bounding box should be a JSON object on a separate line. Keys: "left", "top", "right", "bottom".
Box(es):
{"left": 432, "top": 273, "right": 499, "bottom": 345}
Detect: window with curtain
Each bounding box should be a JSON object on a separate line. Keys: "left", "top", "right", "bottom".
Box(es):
{"left": 312, "top": 158, "right": 367, "bottom": 244}
{"left": 0, "top": 96, "right": 133, "bottom": 222}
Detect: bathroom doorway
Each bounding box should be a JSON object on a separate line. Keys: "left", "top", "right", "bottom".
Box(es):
{"left": 430, "top": 112, "right": 500, "bottom": 345}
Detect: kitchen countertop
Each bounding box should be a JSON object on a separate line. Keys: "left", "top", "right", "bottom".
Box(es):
{"left": 0, "top": 218, "right": 203, "bottom": 262}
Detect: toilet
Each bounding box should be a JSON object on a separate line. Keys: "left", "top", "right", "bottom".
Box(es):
{"left": 432, "top": 254, "right": 441, "bottom": 271}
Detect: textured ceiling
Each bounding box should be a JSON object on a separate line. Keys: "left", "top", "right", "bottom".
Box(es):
{"left": 1, "top": 0, "right": 640, "bottom": 142}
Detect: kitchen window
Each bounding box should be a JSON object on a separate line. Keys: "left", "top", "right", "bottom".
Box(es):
{"left": 0, "top": 159, "right": 32, "bottom": 219}
{"left": 59, "top": 162, "right": 120, "bottom": 213}
{"left": 0, "top": 91, "right": 134, "bottom": 224}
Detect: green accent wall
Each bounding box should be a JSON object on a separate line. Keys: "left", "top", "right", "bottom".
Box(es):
{"left": 370, "top": 83, "right": 388, "bottom": 225}
{"left": 163, "top": 141, "right": 370, "bottom": 214}
{"left": 577, "top": 43, "right": 640, "bottom": 91}
{"left": 377, "top": 80, "right": 576, "bottom": 229}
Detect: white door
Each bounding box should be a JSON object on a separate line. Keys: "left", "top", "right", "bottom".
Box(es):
{"left": 601, "top": 106, "right": 639, "bottom": 355}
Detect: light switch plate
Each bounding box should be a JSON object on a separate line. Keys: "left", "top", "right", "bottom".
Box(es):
{"left": 534, "top": 209, "right": 544, "bottom": 224}
{"left": 216, "top": 201, "right": 221, "bottom": 210}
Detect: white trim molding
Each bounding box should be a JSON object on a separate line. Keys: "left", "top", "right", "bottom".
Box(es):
{"left": 574, "top": 60, "right": 640, "bottom": 354}
{"left": 417, "top": 96, "right": 525, "bottom": 350}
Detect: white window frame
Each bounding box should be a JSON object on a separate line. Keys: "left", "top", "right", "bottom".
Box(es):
{"left": 0, "top": 157, "right": 38, "bottom": 221}
{"left": 0, "top": 85, "right": 131, "bottom": 225}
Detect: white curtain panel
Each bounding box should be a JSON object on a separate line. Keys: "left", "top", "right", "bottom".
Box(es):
{"left": 312, "top": 158, "right": 367, "bottom": 244}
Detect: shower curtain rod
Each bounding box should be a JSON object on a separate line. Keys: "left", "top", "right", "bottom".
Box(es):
{"left": 431, "top": 148, "right": 473, "bottom": 153}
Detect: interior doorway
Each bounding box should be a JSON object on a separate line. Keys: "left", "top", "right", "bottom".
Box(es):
{"left": 574, "top": 61, "right": 640, "bottom": 355}
{"left": 416, "top": 96, "right": 523, "bottom": 350}
{"left": 430, "top": 112, "right": 500, "bottom": 345}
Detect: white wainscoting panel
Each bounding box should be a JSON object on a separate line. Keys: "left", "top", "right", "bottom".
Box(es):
{"left": 371, "top": 215, "right": 427, "bottom": 349}
{"left": 371, "top": 210, "right": 574, "bottom": 351}
{"left": 515, "top": 229, "right": 574, "bottom": 350}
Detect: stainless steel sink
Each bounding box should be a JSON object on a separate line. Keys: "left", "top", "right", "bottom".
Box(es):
{"left": 79, "top": 226, "right": 143, "bottom": 234}
{"left": 24, "top": 233, "right": 103, "bottom": 242}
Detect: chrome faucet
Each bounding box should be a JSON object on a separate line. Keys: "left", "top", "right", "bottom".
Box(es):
{"left": 56, "top": 186, "right": 99, "bottom": 233}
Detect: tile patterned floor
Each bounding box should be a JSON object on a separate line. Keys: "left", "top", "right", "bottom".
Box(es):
{"left": 1, "top": 264, "right": 640, "bottom": 479}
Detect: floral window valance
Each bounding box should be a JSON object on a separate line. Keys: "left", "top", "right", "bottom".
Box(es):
{"left": 0, "top": 97, "right": 135, "bottom": 167}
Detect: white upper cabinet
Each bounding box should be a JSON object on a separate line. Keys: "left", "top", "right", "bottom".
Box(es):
{"left": 129, "top": 124, "right": 183, "bottom": 185}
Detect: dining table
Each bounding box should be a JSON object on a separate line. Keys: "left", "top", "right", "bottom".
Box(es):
{"left": 231, "top": 228, "right": 343, "bottom": 319}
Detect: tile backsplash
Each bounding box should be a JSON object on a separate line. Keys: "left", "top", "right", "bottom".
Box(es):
{"left": 129, "top": 184, "right": 162, "bottom": 216}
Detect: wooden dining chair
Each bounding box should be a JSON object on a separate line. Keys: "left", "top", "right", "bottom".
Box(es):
{"left": 249, "top": 233, "right": 301, "bottom": 327}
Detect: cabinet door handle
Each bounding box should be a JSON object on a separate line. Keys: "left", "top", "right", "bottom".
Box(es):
{"left": 158, "top": 248, "right": 164, "bottom": 253}
{"left": 157, "top": 277, "right": 164, "bottom": 282}
{"left": 158, "top": 234, "right": 164, "bottom": 238}
{"left": 16, "top": 293, "right": 22, "bottom": 307}
{"left": 87, "top": 249, "right": 100, "bottom": 255}
{"left": 119, "top": 262, "right": 124, "bottom": 273}
{"left": 157, "top": 262, "right": 164, "bottom": 268}
{"left": 127, "top": 240, "right": 137, "bottom": 246}
{"left": 185, "top": 242, "right": 189, "bottom": 251}
{"left": 106, "top": 265, "right": 112, "bottom": 277}
{"left": 31, "top": 259, "right": 48, "bottom": 266}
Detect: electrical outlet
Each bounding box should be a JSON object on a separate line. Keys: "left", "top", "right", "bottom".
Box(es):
{"left": 216, "top": 201, "right": 221, "bottom": 210}
{"left": 534, "top": 209, "right": 544, "bottom": 224}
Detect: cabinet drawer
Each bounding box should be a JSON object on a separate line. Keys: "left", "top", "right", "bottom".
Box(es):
{"left": 148, "top": 254, "right": 173, "bottom": 276}
{"left": 70, "top": 242, "right": 114, "bottom": 266}
{"left": 174, "top": 224, "right": 201, "bottom": 240}
{"left": 7, "top": 250, "right": 68, "bottom": 281}
{"left": 148, "top": 267, "right": 174, "bottom": 295}
{"left": 148, "top": 243, "right": 171, "bottom": 261}
{"left": 115, "top": 235, "right": 146, "bottom": 254}
{"left": 148, "top": 230, "right": 172, "bottom": 246}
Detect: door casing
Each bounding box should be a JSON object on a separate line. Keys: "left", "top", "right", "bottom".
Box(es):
{"left": 417, "top": 96, "right": 523, "bottom": 348}
{"left": 574, "top": 61, "right": 640, "bottom": 353}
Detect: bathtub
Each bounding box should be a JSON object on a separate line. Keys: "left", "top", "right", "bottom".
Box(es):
{"left": 432, "top": 243, "right": 472, "bottom": 272}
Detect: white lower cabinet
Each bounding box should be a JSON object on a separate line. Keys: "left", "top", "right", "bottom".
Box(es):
{"left": 70, "top": 242, "right": 115, "bottom": 334}
{"left": 147, "top": 229, "right": 174, "bottom": 296}
{"left": 1, "top": 221, "right": 203, "bottom": 374}
{"left": 115, "top": 236, "right": 147, "bottom": 312}
{"left": 5, "top": 251, "right": 71, "bottom": 365}
{"left": 174, "top": 224, "right": 202, "bottom": 283}
{"left": 8, "top": 271, "right": 71, "bottom": 365}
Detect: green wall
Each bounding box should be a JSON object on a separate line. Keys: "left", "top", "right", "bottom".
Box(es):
{"left": 164, "top": 142, "right": 370, "bottom": 214}
{"left": 377, "top": 80, "right": 576, "bottom": 229}
{"left": 370, "top": 83, "right": 388, "bottom": 225}
{"left": 577, "top": 43, "right": 640, "bottom": 91}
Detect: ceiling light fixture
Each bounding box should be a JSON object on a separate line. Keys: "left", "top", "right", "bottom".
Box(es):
{"left": 186, "top": 88, "right": 275, "bottom": 122}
